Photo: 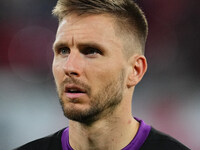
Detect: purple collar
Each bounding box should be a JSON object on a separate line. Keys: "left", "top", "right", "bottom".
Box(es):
{"left": 61, "top": 117, "right": 151, "bottom": 150}
{"left": 122, "top": 117, "right": 151, "bottom": 150}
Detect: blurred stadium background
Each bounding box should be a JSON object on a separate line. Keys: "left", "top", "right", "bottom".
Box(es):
{"left": 0, "top": 0, "right": 199, "bottom": 149}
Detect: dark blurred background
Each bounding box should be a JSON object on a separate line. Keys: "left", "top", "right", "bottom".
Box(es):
{"left": 0, "top": 0, "right": 199, "bottom": 149}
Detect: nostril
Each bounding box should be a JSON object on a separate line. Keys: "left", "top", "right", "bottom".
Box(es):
{"left": 63, "top": 64, "right": 80, "bottom": 77}
{"left": 69, "top": 72, "right": 79, "bottom": 76}
{"left": 63, "top": 69, "right": 80, "bottom": 77}
{"left": 63, "top": 67, "right": 80, "bottom": 77}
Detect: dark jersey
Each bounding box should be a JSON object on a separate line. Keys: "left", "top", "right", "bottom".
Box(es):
{"left": 14, "top": 128, "right": 64, "bottom": 150}
{"left": 140, "top": 127, "right": 190, "bottom": 150}
{"left": 15, "top": 120, "right": 190, "bottom": 150}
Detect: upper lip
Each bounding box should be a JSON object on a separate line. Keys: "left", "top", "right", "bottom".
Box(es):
{"left": 65, "top": 84, "right": 86, "bottom": 93}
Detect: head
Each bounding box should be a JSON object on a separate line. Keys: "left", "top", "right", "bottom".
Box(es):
{"left": 52, "top": 0, "right": 148, "bottom": 124}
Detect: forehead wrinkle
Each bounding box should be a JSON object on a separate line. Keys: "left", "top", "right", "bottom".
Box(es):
{"left": 71, "top": 35, "right": 75, "bottom": 47}
{"left": 55, "top": 27, "right": 80, "bottom": 49}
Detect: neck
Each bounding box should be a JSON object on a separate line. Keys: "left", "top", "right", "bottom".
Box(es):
{"left": 68, "top": 97, "right": 139, "bottom": 150}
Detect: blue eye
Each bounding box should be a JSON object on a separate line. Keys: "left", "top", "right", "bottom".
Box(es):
{"left": 59, "top": 47, "right": 70, "bottom": 55}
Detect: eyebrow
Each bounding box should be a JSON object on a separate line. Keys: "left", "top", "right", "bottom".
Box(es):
{"left": 53, "top": 41, "right": 105, "bottom": 52}
{"left": 52, "top": 42, "right": 68, "bottom": 52}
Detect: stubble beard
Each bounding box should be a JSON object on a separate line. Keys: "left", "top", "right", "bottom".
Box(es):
{"left": 57, "top": 70, "right": 125, "bottom": 124}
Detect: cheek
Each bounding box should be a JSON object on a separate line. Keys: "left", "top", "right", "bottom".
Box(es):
{"left": 88, "top": 66, "right": 116, "bottom": 91}
{"left": 89, "top": 61, "right": 126, "bottom": 88}
{"left": 52, "top": 59, "right": 63, "bottom": 85}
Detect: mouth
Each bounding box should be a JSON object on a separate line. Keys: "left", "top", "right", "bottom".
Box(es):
{"left": 64, "top": 85, "right": 87, "bottom": 99}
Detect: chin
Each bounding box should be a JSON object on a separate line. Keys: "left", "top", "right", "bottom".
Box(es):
{"left": 61, "top": 102, "right": 102, "bottom": 124}
{"left": 64, "top": 107, "right": 96, "bottom": 124}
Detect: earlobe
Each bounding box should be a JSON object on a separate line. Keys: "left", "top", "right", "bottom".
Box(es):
{"left": 127, "top": 55, "right": 147, "bottom": 88}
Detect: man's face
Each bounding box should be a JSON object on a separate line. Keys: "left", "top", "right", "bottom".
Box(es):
{"left": 52, "top": 14, "right": 129, "bottom": 123}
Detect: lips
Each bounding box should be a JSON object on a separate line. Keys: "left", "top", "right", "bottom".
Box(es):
{"left": 65, "top": 85, "right": 86, "bottom": 93}
{"left": 64, "top": 84, "right": 87, "bottom": 99}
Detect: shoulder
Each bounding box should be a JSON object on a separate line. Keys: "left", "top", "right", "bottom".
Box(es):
{"left": 140, "top": 127, "right": 190, "bottom": 150}
{"left": 14, "top": 128, "right": 66, "bottom": 150}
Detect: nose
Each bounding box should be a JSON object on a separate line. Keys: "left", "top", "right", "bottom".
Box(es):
{"left": 63, "top": 51, "right": 83, "bottom": 77}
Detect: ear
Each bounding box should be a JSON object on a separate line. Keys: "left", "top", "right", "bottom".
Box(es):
{"left": 127, "top": 55, "right": 147, "bottom": 88}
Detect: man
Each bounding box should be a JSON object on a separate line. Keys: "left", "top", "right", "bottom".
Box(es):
{"left": 15, "top": 0, "right": 190, "bottom": 150}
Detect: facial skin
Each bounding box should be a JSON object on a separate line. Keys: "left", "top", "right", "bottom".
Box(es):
{"left": 52, "top": 13, "right": 146, "bottom": 125}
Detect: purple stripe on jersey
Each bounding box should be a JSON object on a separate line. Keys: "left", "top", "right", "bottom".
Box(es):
{"left": 61, "top": 117, "right": 151, "bottom": 150}
{"left": 61, "top": 127, "right": 72, "bottom": 150}
{"left": 122, "top": 117, "right": 151, "bottom": 150}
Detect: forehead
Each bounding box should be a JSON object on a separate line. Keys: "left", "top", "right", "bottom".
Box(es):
{"left": 58, "top": 14, "right": 115, "bottom": 31}
{"left": 54, "top": 14, "right": 122, "bottom": 48}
